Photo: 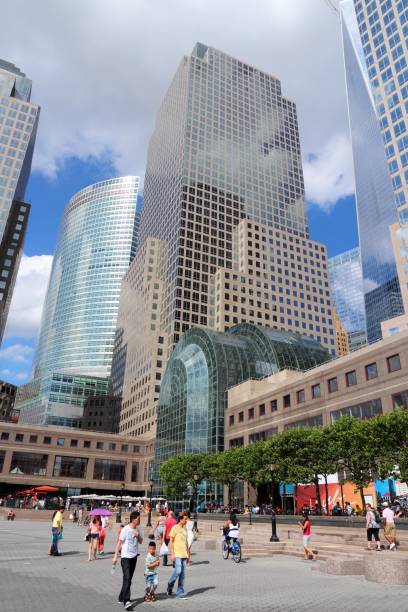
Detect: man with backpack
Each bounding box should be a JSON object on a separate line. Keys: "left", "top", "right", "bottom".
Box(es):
{"left": 365, "top": 503, "right": 381, "bottom": 551}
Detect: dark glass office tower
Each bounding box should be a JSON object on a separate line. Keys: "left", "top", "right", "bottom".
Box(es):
{"left": 0, "top": 60, "right": 40, "bottom": 342}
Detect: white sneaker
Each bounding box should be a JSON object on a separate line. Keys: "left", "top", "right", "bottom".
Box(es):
{"left": 390, "top": 543, "right": 396, "bottom": 550}
{"left": 125, "top": 602, "right": 133, "bottom": 610}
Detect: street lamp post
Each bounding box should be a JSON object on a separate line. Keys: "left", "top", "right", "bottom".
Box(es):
{"left": 116, "top": 482, "right": 125, "bottom": 523}
{"left": 146, "top": 480, "right": 154, "bottom": 528}
{"left": 269, "top": 464, "right": 279, "bottom": 542}
{"left": 193, "top": 473, "right": 199, "bottom": 533}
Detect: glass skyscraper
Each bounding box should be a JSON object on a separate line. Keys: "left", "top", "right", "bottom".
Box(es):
{"left": 16, "top": 177, "right": 140, "bottom": 425}
{"left": 328, "top": 247, "right": 367, "bottom": 350}
{"left": 113, "top": 43, "right": 336, "bottom": 440}
{"left": 0, "top": 60, "right": 40, "bottom": 343}
{"left": 341, "top": 2, "right": 404, "bottom": 341}
{"left": 139, "top": 42, "right": 309, "bottom": 348}
{"left": 351, "top": 0, "right": 408, "bottom": 221}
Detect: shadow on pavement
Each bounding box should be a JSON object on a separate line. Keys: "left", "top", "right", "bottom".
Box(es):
{"left": 60, "top": 551, "right": 82, "bottom": 556}
{"left": 190, "top": 560, "right": 210, "bottom": 566}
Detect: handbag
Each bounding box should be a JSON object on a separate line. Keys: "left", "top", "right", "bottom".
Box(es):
{"left": 85, "top": 532, "right": 91, "bottom": 542}
{"left": 160, "top": 541, "right": 169, "bottom": 556}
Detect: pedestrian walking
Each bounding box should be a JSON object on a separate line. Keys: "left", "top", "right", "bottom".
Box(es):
{"left": 88, "top": 515, "right": 101, "bottom": 561}
{"left": 186, "top": 512, "right": 195, "bottom": 553}
{"left": 382, "top": 501, "right": 398, "bottom": 550}
{"left": 144, "top": 540, "right": 160, "bottom": 602}
{"left": 112, "top": 511, "right": 143, "bottom": 610}
{"left": 166, "top": 511, "right": 190, "bottom": 599}
{"left": 365, "top": 503, "right": 381, "bottom": 551}
{"left": 162, "top": 510, "right": 177, "bottom": 566}
{"left": 299, "top": 512, "right": 317, "bottom": 561}
{"left": 50, "top": 506, "right": 64, "bottom": 557}
{"left": 154, "top": 511, "right": 166, "bottom": 546}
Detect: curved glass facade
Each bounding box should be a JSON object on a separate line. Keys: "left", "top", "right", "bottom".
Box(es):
{"left": 154, "top": 324, "right": 330, "bottom": 477}
{"left": 17, "top": 177, "right": 140, "bottom": 425}
{"left": 33, "top": 177, "right": 140, "bottom": 379}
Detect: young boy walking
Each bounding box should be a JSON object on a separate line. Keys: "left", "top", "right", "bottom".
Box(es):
{"left": 144, "top": 541, "right": 160, "bottom": 602}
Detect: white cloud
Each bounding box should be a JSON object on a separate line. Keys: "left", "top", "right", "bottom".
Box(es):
{"left": 0, "top": 343, "right": 34, "bottom": 363}
{"left": 14, "top": 371, "right": 29, "bottom": 382}
{"left": 4, "top": 255, "right": 53, "bottom": 340}
{"left": 303, "top": 134, "right": 355, "bottom": 211}
{"left": 0, "top": 0, "right": 352, "bottom": 187}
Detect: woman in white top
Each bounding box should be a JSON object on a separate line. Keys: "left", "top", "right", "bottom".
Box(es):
{"left": 223, "top": 513, "right": 240, "bottom": 549}
{"left": 186, "top": 512, "right": 195, "bottom": 550}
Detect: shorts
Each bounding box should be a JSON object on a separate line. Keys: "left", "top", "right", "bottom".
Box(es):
{"left": 367, "top": 527, "right": 380, "bottom": 541}
{"left": 90, "top": 533, "right": 99, "bottom": 539}
{"left": 145, "top": 574, "right": 158, "bottom": 589}
{"left": 303, "top": 535, "right": 311, "bottom": 548}
{"left": 384, "top": 523, "right": 396, "bottom": 537}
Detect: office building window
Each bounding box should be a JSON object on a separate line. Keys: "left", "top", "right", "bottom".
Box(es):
{"left": 93, "top": 459, "right": 126, "bottom": 481}
{"left": 259, "top": 403, "right": 266, "bottom": 416}
{"left": 249, "top": 428, "right": 278, "bottom": 443}
{"left": 10, "top": 452, "right": 48, "bottom": 475}
{"left": 346, "top": 370, "right": 357, "bottom": 387}
{"left": 248, "top": 407, "right": 255, "bottom": 420}
{"left": 121, "top": 444, "right": 129, "bottom": 452}
{"left": 43, "top": 436, "right": 51, "bottom": 445}
{"left": 15, "top": 433, "right": 24, "bottom": 442}
{"left": 328, "top": 377, "right": 338, "bottom": 393}
{"left": 283, "top": 394, "right": 291, "bottom": 408}
{"left": 53, "top": 456, "right": 88, "bottom": 478}
{"left": 330, "top": 398, "right": 382, "bottom": 423}
{"left": 0, "top": 450, "right": 5, "bottom": 472}
{"left": 311, "top": 384, "right": 321, "bottom": 399}
{"left": 70, "top": 439, "right": 78, "bottom": 448}
{"left": 96, "top": 441, "right": 104, "bottom": 450}
{"left": 56, "top": 437, "right": 64, "bottom": 446}
{"left": 296, "top": 389, "right": 305, "bottom": 403}
{"left": 387, "top": 354, "right": 401, "bottom": 372}
{"left": 29, "top": 435, "right": 38, "bottom": 443}
{"left": 365, "top": 363, "right": 378, "bottom": 380}
{"left": 238, "top": 411, "right": 244, "bottom": 422}
{"left": 230, "top": 437, "right": 244, "bottom": 448}
{"left": 392, "top": 390, "right": 408, "bottom": 410}
{"left": 270, "top": 399, "right": 278, "bottom": 412}
{"left": 284, "top": 415, "right": 323, "bottom": 429}
{"left": 84, "top": 440, "right": 91, "bottom": 449}
{"left": 1, "top": 432, "right": 9, "bottom": 440}
{"left": 131, "top": 461, "right": 139, "bottom": 482}
{"left": 229, "top": 414, "right": 234, "bottom": 426}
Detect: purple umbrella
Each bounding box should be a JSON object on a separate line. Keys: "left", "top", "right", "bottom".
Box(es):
{"left": 88, "top": 508, "right": 112, "bottom": 516}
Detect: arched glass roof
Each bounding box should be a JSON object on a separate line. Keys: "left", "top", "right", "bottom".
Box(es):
{"left": 154, "top": 324, "right": 330, "bottom": 476}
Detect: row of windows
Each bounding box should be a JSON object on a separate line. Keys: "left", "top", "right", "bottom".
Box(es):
{"left": 0, "top": 451, "right": 141, "bottom": 482}
{"left": 228, "top": 353, "right": 402, "bottom": 423}
{"left": 0, "top": 431, "right": 140, "bottom": 453}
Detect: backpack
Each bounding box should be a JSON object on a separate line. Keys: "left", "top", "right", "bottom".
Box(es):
{"left": 374, "top": 510, "right": 381, "bottom": 524}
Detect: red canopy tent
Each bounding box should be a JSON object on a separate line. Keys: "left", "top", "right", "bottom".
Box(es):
{"left": 32, "top": 486, "right": 59, "bottom": 492}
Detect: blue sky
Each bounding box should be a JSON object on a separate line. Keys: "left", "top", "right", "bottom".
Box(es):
{"left": 0, "top": 0, "right": 360, "bottom": 385}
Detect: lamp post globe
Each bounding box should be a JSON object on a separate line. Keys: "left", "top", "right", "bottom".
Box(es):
{"left": 269, "top": 464, "right": 279, "bottom": 542}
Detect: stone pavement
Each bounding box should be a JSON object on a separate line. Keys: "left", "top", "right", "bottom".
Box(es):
{"left": 1, "top": 520, "right": 407, "bottom": 612}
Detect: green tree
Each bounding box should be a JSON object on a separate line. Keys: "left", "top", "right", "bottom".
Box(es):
{"left": 160, "top": 453, "right": 207, "bottom": 508}
{"left": 306, "top": 426, "right": 339, "bottom": 515}
{"left": 265, "top": 429, "right": 315, "bottom": 514}
{"left": 331, "top": 416, "right": 378, "bottom": 508}
{"left": 202, "top": 448, "right": 246, "bottom": 505}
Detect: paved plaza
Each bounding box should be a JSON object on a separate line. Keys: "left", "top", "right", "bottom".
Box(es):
{"left": 1, "top": 520, "right": 408, "bottom": 611}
